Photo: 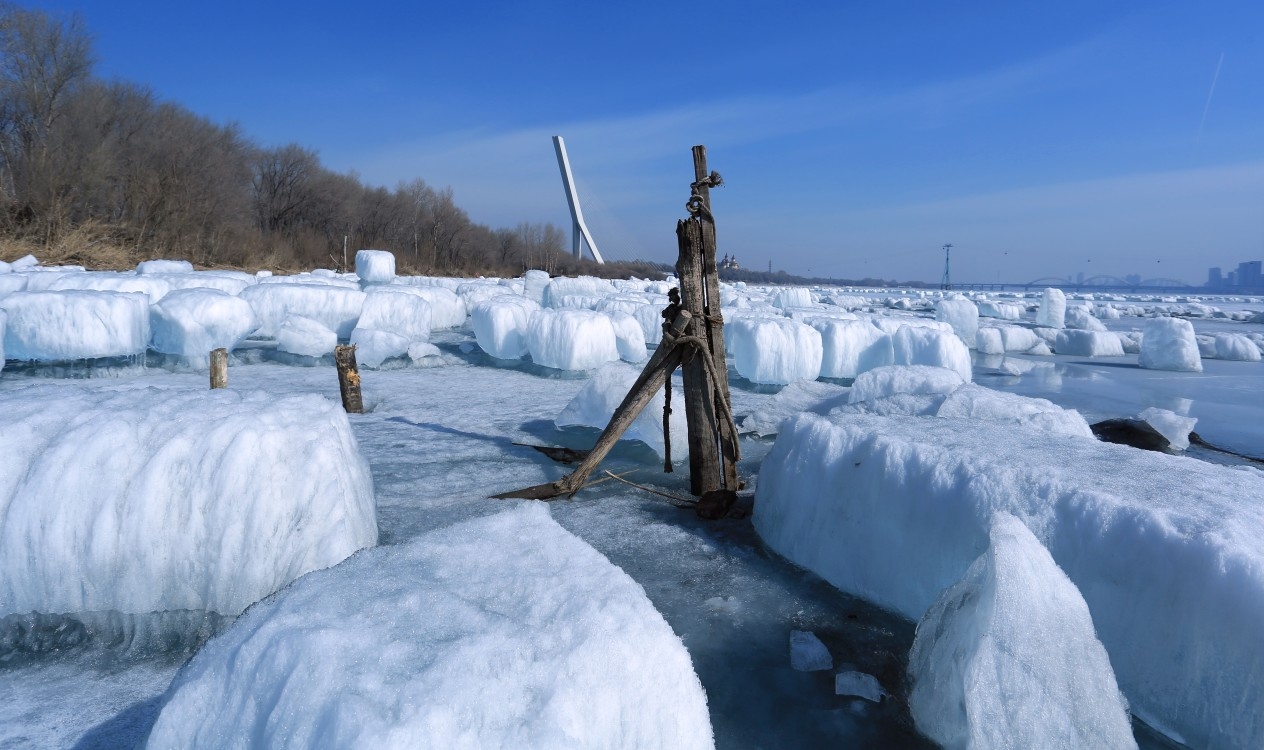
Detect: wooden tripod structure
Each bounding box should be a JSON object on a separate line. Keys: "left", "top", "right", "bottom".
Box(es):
{"left": 494, "top": 146, "right": 740, "bottom": 514}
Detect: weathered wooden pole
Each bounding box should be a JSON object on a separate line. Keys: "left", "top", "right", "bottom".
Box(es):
{"left": 209, "top": 348, "right": 228, "bottom": 389}
{"left": 691, "top": 145, "right": 741, "bottom": 491}
{"left": 334, "top": 344, "right": 364, "bottom": 414}
{"left": 675, "top": 145, "right": 739, "bottom": 496}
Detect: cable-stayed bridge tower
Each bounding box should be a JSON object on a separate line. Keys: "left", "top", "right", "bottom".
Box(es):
{"left": 552, "top": 136, "right": 604, "bottom": 264}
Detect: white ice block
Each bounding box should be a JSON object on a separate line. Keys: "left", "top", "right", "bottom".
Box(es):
{"left": 1037, "top": 287, "right": 1066, "bottom": 329}
{"left": 149, "top": 288, "right": 260, "bottom": 358}
{"left": 0, "top": 386, "right": 376, "bottom": 618}
{"left": 527, "top": 309, "right": 621, "bottom": 371}
{"left": 276, "top": 315, "right": 337, "bottom": 358}
{"left": 1054, "top": 330, "right": 1125, "bottom": 357}
{"left": 1, "top": 290, "right": 149, "bottom": 360}
{"left": 144, "top": 504, "right": 713, "bottom": 750}
{"left": 754, "top": 412, "right": 1264, "bottom": 749}
{"left": 354, "top": 249, "right": 395, "bottom": 284}
{"left": 908, "top": 514, "right": 1136, "bottom": 750}
{"left": 240, "top": 283, "right": 366, "bottom": 339}
{"left": 556, "top": 363, "right": 687, "bottom": 460}
{"left": 356, "top": 287, "right": 433, "bottom": 342}
{"left": 472, "top": 295, "right": 541, "bottom": 360}
{"left": 935, "top": 297, "right": 979, "bottom": 347}
{"left": 1138, "top": 318, "right": 1202, "bottom": 372}
{"left": 892, "top": 325, "right": 972, "bottom": 382}
{"left": 729, "top": 317, "right": 823, "bottom": 384}
{"left": 811, "top": 318, "right": 893, "bottom": 379}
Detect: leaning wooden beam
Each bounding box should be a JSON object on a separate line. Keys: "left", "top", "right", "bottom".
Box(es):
{"left": 492, "top": 310, "right": 692, "bottom": 500}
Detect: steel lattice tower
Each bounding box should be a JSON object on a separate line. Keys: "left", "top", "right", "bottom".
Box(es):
{"left": 940, "top": 243, "right": 953, "bottom": 290}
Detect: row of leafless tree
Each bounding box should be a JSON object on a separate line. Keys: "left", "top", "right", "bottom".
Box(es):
{"left": 0, "top": 3, "right": 584, "bottom": 276}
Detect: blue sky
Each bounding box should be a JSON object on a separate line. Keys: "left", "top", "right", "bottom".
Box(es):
{"left": 28, "top": 0, "right": 1264, "bottom": 284}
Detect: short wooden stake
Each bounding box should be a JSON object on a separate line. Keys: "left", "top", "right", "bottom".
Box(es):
{"left": 209, "top": 348, "right": 228, "bottom": 389}
{"left": 334, "top": 344, "right": 364, "bottom": 414}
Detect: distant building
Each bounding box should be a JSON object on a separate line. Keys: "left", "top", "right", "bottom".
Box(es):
{"left": 1238, "top": 260, "right": 1262, "bottom": 288}
{"left": 719, "top": 254, "right": 740, "bottom": 271}
{"left": 1208, "top": 267, "right": 1222, "bottom": 287}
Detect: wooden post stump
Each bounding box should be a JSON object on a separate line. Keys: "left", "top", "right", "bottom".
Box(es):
{"left": 334, "top": 344, "right": 364, "bottom": 414}
{"left": 209, "top": 348, "right": 228, "bottom": 389}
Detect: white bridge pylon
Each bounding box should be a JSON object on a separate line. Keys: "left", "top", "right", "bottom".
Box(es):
{"left": 552, "top": 135, "right": 604, "bottom": 264}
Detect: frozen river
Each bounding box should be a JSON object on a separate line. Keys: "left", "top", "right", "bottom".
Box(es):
{"left": 1, "top": 288, "right": 1261, "bottom": 749}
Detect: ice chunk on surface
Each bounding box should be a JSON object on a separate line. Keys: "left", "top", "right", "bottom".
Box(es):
{"left": 527, "top": 309, "right": 620, "bottom": 371}
{"left": 892, "top": 325, "right": 972, "bottom": 382}
{"left": 355, "top": 287, "right": 432, "bottom": 342}
{"left": 1138, "top": 318, "right": 1201, "bottom": 372}
{"left": 1037, "top": 287, "right": 1066, "bottom": 328}
{"left": 729, "top": 316, "right": 823, "bottom": 384}
{"left": 556, "top": 363, "right": 687, "bottom": 460}
{"left": 908, "top": 514, "right": 1136, "bottom": 750}
{"left": 1214, "top": 333, "right": 1261, "bottom": 362}
{"left": 834, "top": 671, "right": 885, "bottom": 703}
{"left": 789, "top": 630, "right": 833, "bottom": 672}
{"left": 276, "top": 315, "right": 336, "bottom": 357}
{"left": 472, "top": 295, "right": 540, "bottom": 360}
{"left": 1, "top": 290, "right": 149, "bottom": 360}
{"left": 349, "top": 328, "right": 410, "bottom": 368}
{"left": 240, "top": 283, "right": 365, "bottom": 338}
{"left": 136, "top": 259, "right": 193, "bottom": 275}
{"left": 811, "top": 318, "right": 892, "bottom": 378}
{"left": 149, "top": 288, "right": 259, "bottom": 358}
{"left": 848, "top": 365, "right": 963, "bottom": 404}
{"left": 754, "top": 411, "right": 1264, "bottom": 749}
{"left": 1139, "top": 406, "right": 1197, "bottom": 451}
{"left": 354, "top": 249, "right": 395, "bottom": 283}
{"left": 0, "top": 385, "right": 376, "bottom": 618}
{"left": 144, "top": 504, "right": 713, "bottom": 750}
{"left": 935, "top": 297, "right": 979, "bottom": 346}
{"left": 403, "top": 285, "right": 466, "bottom": 329}
{"left": 1053, "top": 329, "right": 1125, "bottom": 357}
{"left": 608, "top": 310, "right": 648, "bottom": 363}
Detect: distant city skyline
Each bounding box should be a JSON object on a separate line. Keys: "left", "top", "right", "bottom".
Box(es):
{"left": 26, "top": 0, "right": 1264, "bottom": 284}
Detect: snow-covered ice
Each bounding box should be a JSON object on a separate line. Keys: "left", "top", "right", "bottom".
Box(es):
{"left": 144, "top": 503, "right": 714, "bottom": 750}
{"left": 149, "top": 289, "right": 259, "bottom": 359}
{"left": 276, "top": 315, "right": 337, "bottom": 358}
{"left": 471, "top": 295, "right": 540, "bottom": 360}
{"left": 1138, "top": 318, "right": 1202, "bottom": 372}
{"left": 354, "top": 249, "right": 395, "bottom": 284}
{"left": 908, "top": 514, "right": 1136, "bottom": 750}
{"left": 527, "top": 309, "right": 621, "bottom": 371}
{"left": 1214, "top": 332, "right": 1262, "bottom": 362}
{"left": 240, "top": 283, "right": 365, "bottom": 339}
{"left": 1053, "top": 329, "right": 1126, "bottom": 357}
{"left": 1, "top": 290, "right": 150, "bottom": 360}
{"left": 935, "top": 297, "right": 979, "bottom": 346}
{"left": 755, "top": 410, "right": 1264, "bottom": 749}
{"left": 729, "top": 317, "right": 823, "bottom": 384}
{"left": 353, "top": 286, "right": 433, "bottom": 342}
{"left": 1037, "top": 287, "right": 1067, "bottom": 329}
{"left": 608, "top": 310, "right": 648, "bottom": 363}
{"left": 0, "top": 386, "right": 376, "bottom": 617}
{"left": 349, "top": 328, "right": 411, "bottom": 368}
{"left": 556, "top": 363, "right": 687, "bottom": 460}
{"left": 811, "top": 318, "right": 892, "bottom": 379}
{"left": 136, "top": 259, "right": 194, "bottom": 275}
{"left": 1139, "top": 406, "right": 1198, "bottom": 451}
{"left": 402, "top": 285, "right": 466, "bottom": 330}
{"left": 891, "top": 325, "right": 972, "bottom": 382}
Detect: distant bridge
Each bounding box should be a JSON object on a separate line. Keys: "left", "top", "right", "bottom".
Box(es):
{"left": 951, "top": 276, "right": 1197, "bottom": 294}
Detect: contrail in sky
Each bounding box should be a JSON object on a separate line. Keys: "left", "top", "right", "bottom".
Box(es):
{"left": 1196, "top": 52, "right": 1224, "bottom": 144}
